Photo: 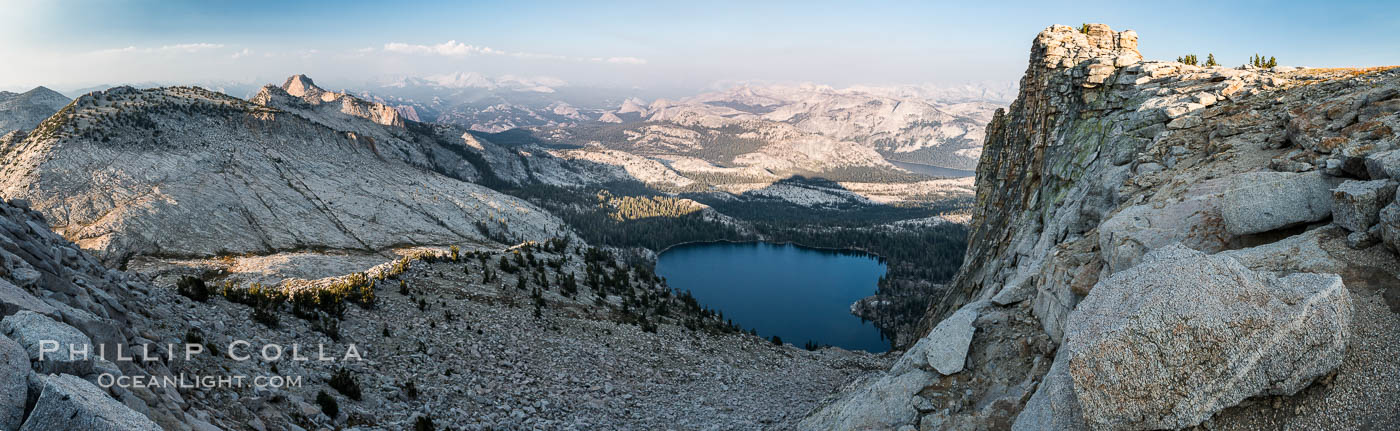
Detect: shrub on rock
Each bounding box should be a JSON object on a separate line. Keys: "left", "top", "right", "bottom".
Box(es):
{"left": 315, "top": 390, "right": 339, "bottom": 419}
{"left": 329, "top": 368, "right": 362, "bottom": 401}
{"left": 414, "top": 415, "right": 435, "bottom": 431}
{"left": 175, "top": 276, "right": 209, "bottom": 302}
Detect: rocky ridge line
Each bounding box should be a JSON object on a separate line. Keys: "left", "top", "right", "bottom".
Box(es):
{"left": 801, "top": 23, "right": 1400, "bottom": 430}
{"left": 0, "top": 80, "right": 577, "bottom": 268}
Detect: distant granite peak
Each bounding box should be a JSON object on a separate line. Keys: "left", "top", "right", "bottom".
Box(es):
{"left": 0, "top": 84, "right": 71, "bottom": 135}
{"left": 281, "top": 73, "right": 324, "bottom": 98}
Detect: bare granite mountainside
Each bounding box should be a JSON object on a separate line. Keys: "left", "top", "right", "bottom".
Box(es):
{"left": 0, "top": 78, "right": 574, "bottom": 265}
{"left": 0, "top": 75, "right": 893, "bottom": 430}
{"left": 0, "top": 194, "right": 886, "bottom": 430}
{"left": 803, "top": 24, "right": 1400, "bottom": 430}
{"left": 0, "top": 86, "right": 71, "bottom": 136}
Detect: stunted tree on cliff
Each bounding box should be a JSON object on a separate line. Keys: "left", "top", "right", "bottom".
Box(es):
{"left": 1249, "top": 54, "right": 1278, "bottom": 68}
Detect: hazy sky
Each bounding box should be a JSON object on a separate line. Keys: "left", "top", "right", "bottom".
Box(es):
{"left": 1, "top": 0, "right": 1397, "bottom": 93}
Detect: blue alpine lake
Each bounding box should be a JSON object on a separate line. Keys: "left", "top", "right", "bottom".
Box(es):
{"left": 655, "top": 241, "right": 891, "bottom": 353}
{"left": 888, "top": 160, "right": 976, "bottom": 178}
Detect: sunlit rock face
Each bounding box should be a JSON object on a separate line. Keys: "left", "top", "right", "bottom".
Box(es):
{"left": 0, "top": 77, "right": 573, "bottom": 265}
{"left": 809, "top": 21, "right": 1400, "bottom": 430}
{"left": 1065, "top": 245, "right": 1350, "bottom": 430}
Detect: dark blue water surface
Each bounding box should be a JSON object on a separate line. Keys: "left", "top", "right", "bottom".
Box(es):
{"left": 655, "top": 242, "right": 890, "bottom": 353}
{"left": 888, "top": 160, "right": 976, "bottom": 178}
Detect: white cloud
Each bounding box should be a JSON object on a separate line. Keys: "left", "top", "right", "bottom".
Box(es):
{"left": 161, "top": 43, "right": 224, "bottom": 53}
{"left": 382, "top": 40, "right": 502, "bottom": 57}
{"left": 231, "top": 48, "right": 253, "bottom": 59}
{"left": 509, "top": 51, "right": 569, "bottom": 61}
{"left": 381, "top": 40, "right": 646, "bottom": 65}
{"left": 92, "top": 46, "right": 139, "bottom": 55}
{"left": 597, "top": 56, "right": 647, "bottom": 65}
{"left": 90, "top": 43, "right": 226, "bottom": 56}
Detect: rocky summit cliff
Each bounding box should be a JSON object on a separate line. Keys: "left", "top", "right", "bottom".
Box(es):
{"left": 270, "top": 74, "right": 407, "bottom": 128}
{"left": 802, "top": 24, "right": 1399, "bottom": 430}
{"left": 0, "top": 79, "right": 572, "bottom": 266}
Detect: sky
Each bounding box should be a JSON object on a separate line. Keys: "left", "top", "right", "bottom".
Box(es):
{"left": 1, "top": 0, "right": 1397, "bottom": 94}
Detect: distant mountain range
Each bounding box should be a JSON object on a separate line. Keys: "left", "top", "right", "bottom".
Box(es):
{"left": 0, "top": 86, "right": 71, "bottom": 135}
{"left": 37, "top": 76, "right": 1013, "bottom": 159}
{"left": 344, "top": 78, "right": 1010, "bottom": 173}
{"left": 350, "top": 75, "right": 652, "bottom": 133}
{"left": 630, "top": 84, "right": 1002, "bottom": 170}
{"left": 0, "top": 73, "right": 993, "bottom": 264}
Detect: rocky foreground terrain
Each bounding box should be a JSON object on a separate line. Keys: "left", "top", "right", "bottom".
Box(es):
{"left": 0, "top": 198, "right": 192, "bottom": 430}
{"left": 805, "top": 24, "right": 1400, "bottom": 430}
{"left": 0, "top": 195, "right": 891, "bottom": 430}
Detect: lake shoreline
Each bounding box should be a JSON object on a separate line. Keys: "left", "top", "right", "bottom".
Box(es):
{"left": 655, "top": 238, "right": 888, "bottom": 263}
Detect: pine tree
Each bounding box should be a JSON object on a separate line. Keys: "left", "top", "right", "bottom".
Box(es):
{"left": 532, "top": 288, "right": 545, "bottom": 319}
{"left": 1248, "top": 53, "right": 1276, "bottom": 68}
{"left": 1205, "top": 53, "right": 1218, "bottom": 67}
{"left": 562, "top": 273, "right": 578, "bottom": 297}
